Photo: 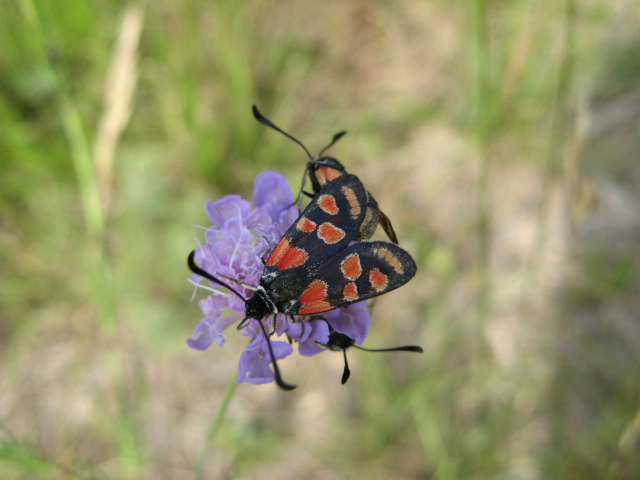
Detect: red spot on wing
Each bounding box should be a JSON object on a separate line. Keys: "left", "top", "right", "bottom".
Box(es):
{"left": 265, "top": 238, "right": 308, "bottom": 270}
{"left": 265, "top": 237, "right": 289, "bottom": 266}
{"left": 299, "top": 280, "right": 327, "bottom": 304}
{"left": 297, "top": 217, "right": 317, "bottom": 233}
{"left": 341, "top": 186, "right": 361, "bottom": 217}
{"left": 318, "top": 222, "right": 346, "bottom": 244}
{"left": 369, "top": 268, "right": 388, "bottom": 292}
{"left": 298, "top": 301, "right": 332, "bottom": 315}
{"left": 316, "top": 167, "right": 342, "bottom": 187}
{"left": 377, "top": 247, "right": 404, "bottom": 274}
{"left": 277, "top": 247, "right": 308, "bottom": 270}
{"left": 343, "top": 282, "right": 358, "bottom": 301}
{"left": 318, "top": 194, "right": 339, "bottom": 215}
{"left": 298, "top": 280, "right": 332, "bottom": 314}
{"left": 340, "top": 254, "right": 362, "bottom": 280}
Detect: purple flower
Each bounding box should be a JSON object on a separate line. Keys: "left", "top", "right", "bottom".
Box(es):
{"left": 188, "top": 170, "right": 371, "bottom": 386}
{"left": 323, "top": 301, "right": 370, "bottom": 346}
{"left": 237, "top": 334, "right": 294, "bottom": 385}
{"left": 286, "top": 320, "right": 331, "bottom": 357}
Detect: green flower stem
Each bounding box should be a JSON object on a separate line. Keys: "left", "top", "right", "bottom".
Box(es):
{"left": 194, "top": 378, "right": 239, "bottom": 480}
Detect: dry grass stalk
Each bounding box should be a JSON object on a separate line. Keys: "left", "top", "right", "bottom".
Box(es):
{"left": 93, "top": 4, "right": 144, "bottom": 217}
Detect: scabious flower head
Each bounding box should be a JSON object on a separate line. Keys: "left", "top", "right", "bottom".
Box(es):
{"left": 188, "top": 170, "right": 371, "bottom": 385}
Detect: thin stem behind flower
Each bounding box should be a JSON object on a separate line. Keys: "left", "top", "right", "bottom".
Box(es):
{"left": 193, "top": 379, "right": 238, "bottom": 480}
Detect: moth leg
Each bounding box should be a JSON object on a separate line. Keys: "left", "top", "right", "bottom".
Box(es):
{"left": 237, "top": 316, "right": 250, "bottom": 330}
{"left": 294, "top": 170, "right": 309, "bottom": 209}
{"left": 260, "top": 236, "right": 273, "bottom": 265}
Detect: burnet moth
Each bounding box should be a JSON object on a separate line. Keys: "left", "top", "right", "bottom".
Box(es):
{"left": 323, "top": 329, "right": 423, "bottom": 385}
{"left": 188, "top": 174, "right": 417, "bottom": 390}
{"left": 252, "top": 105, "right": 399, "bottom": 244}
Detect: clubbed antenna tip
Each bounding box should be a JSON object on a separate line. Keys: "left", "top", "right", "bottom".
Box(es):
{"left": 252, "top": 105, "right": 347, "bottom": 160}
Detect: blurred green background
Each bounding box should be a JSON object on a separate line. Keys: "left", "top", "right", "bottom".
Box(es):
{"left": 2, "top": 0, "right": 640, "bottom": 479}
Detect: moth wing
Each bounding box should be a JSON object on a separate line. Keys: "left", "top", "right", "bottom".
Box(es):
{"left": 292, "top": 241, "right": 417, "bottom": 315}
{"left": 264, "top": 174, "right": 367, "bottom": 272}
{"left": 377, "top": 209, "right": 398, "bottom": 244}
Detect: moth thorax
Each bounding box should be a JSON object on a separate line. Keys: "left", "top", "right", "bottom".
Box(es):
{"left": 245, "top": 287, "right": 275, "bottom": 320}
{"left": 309, "top": 157, "right": 346, "bottom": 192}
{"left": 309, "top": 157, "right": 345, "bottom": 171}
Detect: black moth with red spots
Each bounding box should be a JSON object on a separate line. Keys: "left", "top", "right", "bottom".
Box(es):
{"left": 252, "top": 105, "right": 399, "bottom": 244}
{"left": 260, "top": 174, "right": 416, "bottom": 317}
{"left": 188, "top": 174, "right": 417, "bottom": 390}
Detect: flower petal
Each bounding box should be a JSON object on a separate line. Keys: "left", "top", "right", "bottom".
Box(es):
{"left": 186, "top": 313, "right": 243, "bottom": 350}
{"left": 296, "top": 320, "right": 330, "bottom": 357}
{"left": 324, "top": 301, "right": 370, "bottom": 345}
{"left": 252, "top": 171, "right": 294, "bottom": 217}
{"left": 236, "top": 334, "right": 294, "bottom": 385}
{"left": 205, "top": 195, "right": 252, "bottom": 228}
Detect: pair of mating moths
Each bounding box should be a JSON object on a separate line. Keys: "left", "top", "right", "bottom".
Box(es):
{"left": 188, "top": 107, "right": 421, "bottom": 389}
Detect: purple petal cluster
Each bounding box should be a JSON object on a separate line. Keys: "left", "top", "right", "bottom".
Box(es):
{"left": 188, "top": 171, "right": 371, "bottom": 385}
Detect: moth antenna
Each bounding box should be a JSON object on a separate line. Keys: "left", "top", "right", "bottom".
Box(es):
{"left": 217, "top": 272, "right": 257, "bottom": 291}
{"left": 256, "top": 319, "right": 297, "bottom": 391}
{"left": 187, "top": 250, "right": 247, "bottom": 304}
{"left": 252, "top": 105, "right": 313, "bottom": 160}
{"left": 318, "top": 130, "right": 347, "bottom": 157}
{"left": 320, "top": 330, "right": 423, "bottom": 384}
{"left": 353, "top": 345, "right": 424, "bottom": 354}
{"left": 341, "top": 348, "right": 351, "bottom": 385}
